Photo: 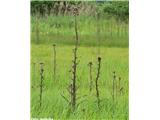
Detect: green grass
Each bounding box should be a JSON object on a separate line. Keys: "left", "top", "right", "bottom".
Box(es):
{"left": 31, "top": 15, "right": 129, "bottom": 119}
{"left": 31, "top": 44, "right": 128, "bottom": 119}
{"left": 31, "top": 15, "right": 128, "bottom": 47}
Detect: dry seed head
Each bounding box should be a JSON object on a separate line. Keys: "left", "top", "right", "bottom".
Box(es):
{"left": 98, "top": 57, "right": 101, "bottom": 61}
{"left": 73, "top": 7, "right": 79, "bottom": 16}
{"left": 113, "top": 71, "right": 116, "bottom": 79}
{"left": 82, "top": 108, "right": 85, "bottom": 112}
{"left": 88, "top": 61, "right": 93, "bottom": 66}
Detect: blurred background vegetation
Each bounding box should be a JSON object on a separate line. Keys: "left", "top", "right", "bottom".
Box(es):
{"left": 31, "top": 1, "right": 129, "bottom": 47}
{"left": 31, "top": 1, "right": 129, "bottom": 22}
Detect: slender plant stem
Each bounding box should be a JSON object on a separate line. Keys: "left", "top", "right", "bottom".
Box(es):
{"left": 39, "top": 63, "right": 44, "bottom": 107}
{"left": 53, "top": 44, "right": 56, "bottom": 81}
{"left": 95, "top": 57, "right": 101, "bottom": 109}
{"left": 71, "top": 6, "right": 79, "bottom": 111}
{"left": 112, "top": 71, "right": 116, "bottom": 117}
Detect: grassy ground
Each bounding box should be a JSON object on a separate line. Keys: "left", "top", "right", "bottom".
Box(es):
{"left": 31, "top": 15, "right": 129, "bottom": 119}
{"left": 31, "top": 16, "right": 128, "bottom": 47}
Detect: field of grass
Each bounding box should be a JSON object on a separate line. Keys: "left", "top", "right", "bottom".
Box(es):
{"left": 31, "top": 16, "right": 128, "bottom": 47}
{"left": 31, "top": 15, "right": 129, "bottom": 119}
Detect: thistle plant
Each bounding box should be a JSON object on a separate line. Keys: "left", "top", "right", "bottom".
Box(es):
{"left": 70, "top": 6, "right": 79, "bottom": 111}
{"left": 119, "top": 77, "right": 124, "bottom": 95}
{"left": 88, "top": 62, "right": 93, "bottom": 92}
{"left": 52, "top": 44, "right": 56, "bottom": 81}
{"left": 39, "top": 62, "right": 44, "bottom": 107}
{"left": 95, "top": 57, "right": 101, "bottom": 109}
{"left": 112, "top": 71, "right": 116, "bottom": 117}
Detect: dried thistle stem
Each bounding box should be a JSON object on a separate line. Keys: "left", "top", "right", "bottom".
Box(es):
{"left": 53, "top": 44, "right": 56, "bottom": 81}
{"left": 70, "top": 7, "right": 79, "bottom": 111}
{"left": 95, "top": 57, "right": 101, "bottom": 108}
{"left": 39, "top": 62, "right": 44, "bottom": 107}
{"left": 112, "top": 71, "right": 116, "bottom": 116}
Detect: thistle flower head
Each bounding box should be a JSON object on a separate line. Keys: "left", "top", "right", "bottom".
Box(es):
{"left": 98, "top": 57, "right": 101, "bottom": 61}
{"left": 73, "top": 7, "right": 79, "bottom": 16}
{"left": 53, "top": 44, "right": 56, "bottom": 47}
{"left": 39, "top": 62, "right": 44, "bottom": 65}
{"left": 88, "top": 61, "right": 93, "bottom": 66}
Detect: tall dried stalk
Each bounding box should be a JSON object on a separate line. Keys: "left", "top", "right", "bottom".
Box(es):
{"left": 39, "top": 62, "right": 44, "bottom": 107}
{"left": 116, "top": 75, "right": 118, "bottom": 99}
{"left": 70, "top": 7, "right": 79, "bottom": 111}
{"left": 88, "top": 62, "right": 93, "bottom": 92}
{"left": 60, "top": 6, "right": 79, "bottom": 112}
{"left": 118, "top": 77, "right": 124, "bottom": 95}
{"left": 53, "top": 44, "right": 56, "bottom": 81}
{"left": 95, "top": 57, "right": 101, "bottom": 108}
{"left": 112, "top": 71, "right": 116, "bottom": 116}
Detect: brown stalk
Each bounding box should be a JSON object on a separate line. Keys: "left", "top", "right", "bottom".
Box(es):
{"left": 52, "top": 44, "right": 56, "bottom": 81}
{"left": 70, "top": 6, "right": 79, "bottom": 111}
{"left": 95, "top": 57, "right": 101, "bottom": 109}
{"left": 88, "top": 62, "right": 93, "bottom": 92}
{"left": 112, "top": 71, "right": 116, "bottom": 117}
{"left": 119, "top": 77, "right": 124, "bottom": 95}
{"left": 39, "top": 62, "right": 44, "bottom": 107}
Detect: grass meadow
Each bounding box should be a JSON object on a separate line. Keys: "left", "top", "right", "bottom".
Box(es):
{"left": 31, "top": 15, "right": 129, "bottom": 119}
